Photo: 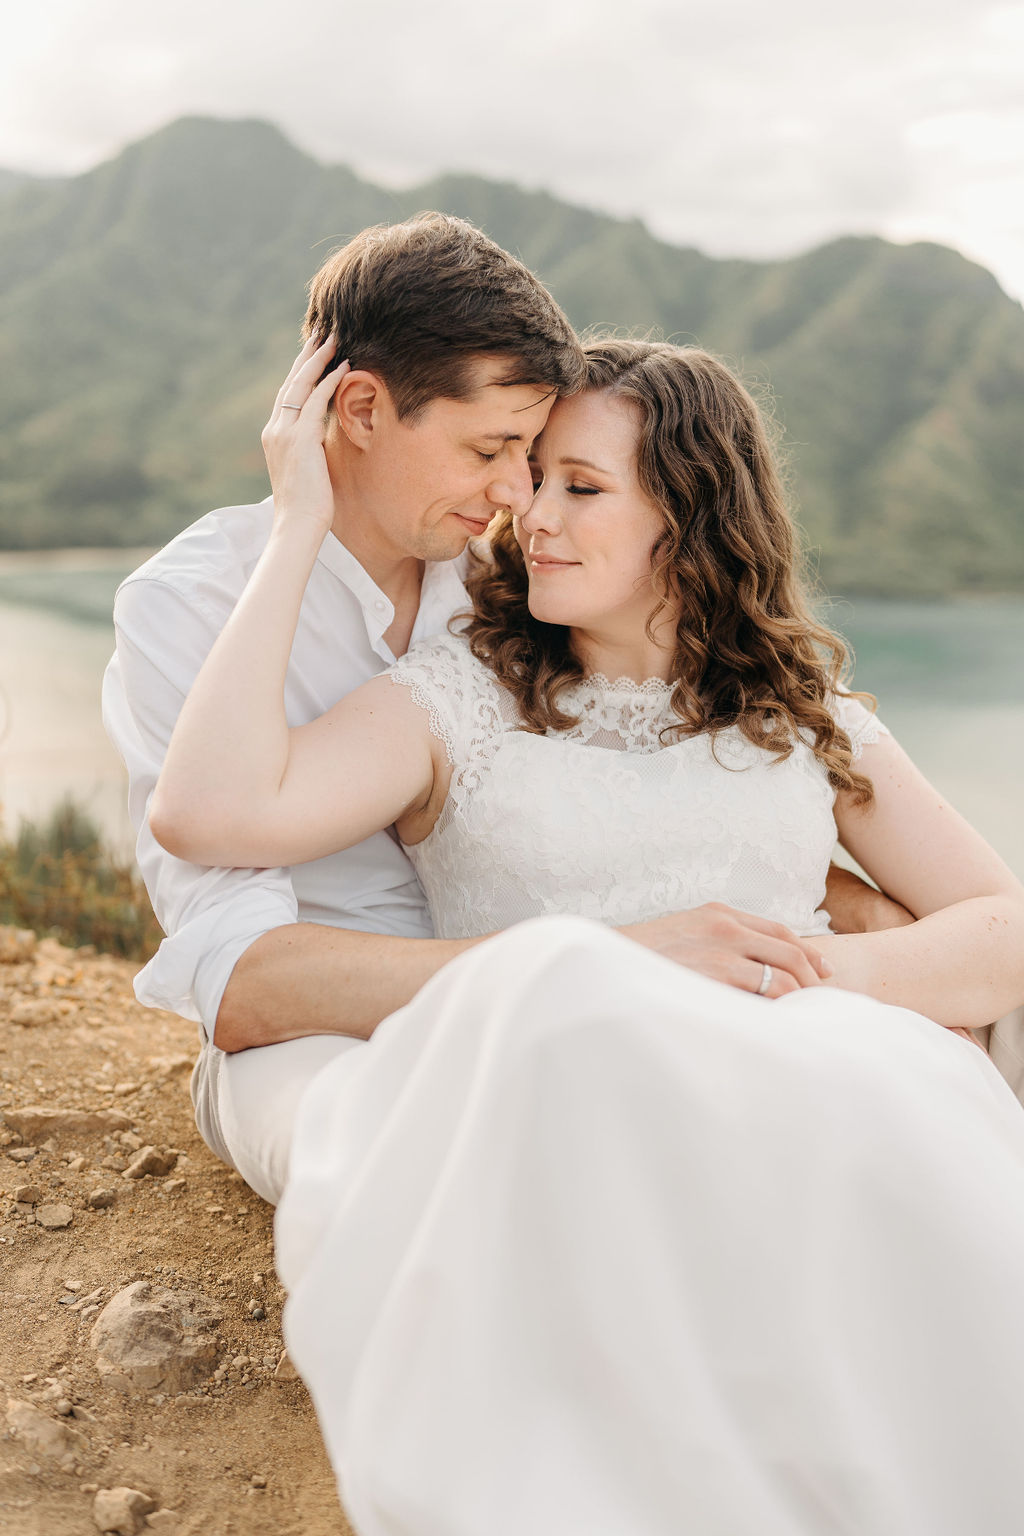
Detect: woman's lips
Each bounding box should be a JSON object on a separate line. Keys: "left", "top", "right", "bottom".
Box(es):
{"left": 529, "top": 554, "right": 580, "bottom": 569}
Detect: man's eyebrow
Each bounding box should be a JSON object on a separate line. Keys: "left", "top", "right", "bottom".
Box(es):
{"left": 477, "top": 431, "right": 524, "bottom": 443}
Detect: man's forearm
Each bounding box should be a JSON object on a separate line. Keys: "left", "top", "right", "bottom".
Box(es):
{"left": 214, "top": 924, "right": 485, "bottom": 1052}
{"left": 824, "top": 862, "right": 914, "bottom": 934}
{"left": 217, "top": 899, "right": 840, "bottom": 1051}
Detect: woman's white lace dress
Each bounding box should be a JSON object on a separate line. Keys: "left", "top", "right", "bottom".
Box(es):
{"left": 276, "top": 633, "right": 1024, "bottom": 1536}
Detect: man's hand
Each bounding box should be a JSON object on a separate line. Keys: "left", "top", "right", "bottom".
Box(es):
{"left": 621, "top": 903, "right": 832, "bottom": 998}
{"left": 824, "top": 863, "right": 914, "bottom": 934}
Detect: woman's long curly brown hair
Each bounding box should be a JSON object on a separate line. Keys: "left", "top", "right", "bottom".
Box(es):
{"left": 462, "top": 337, "right": 875, "bottom": 802}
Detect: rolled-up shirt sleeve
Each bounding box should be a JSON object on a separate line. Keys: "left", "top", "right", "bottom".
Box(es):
{"left": 102, "top": 575, "right": 299, "bottom": 1033}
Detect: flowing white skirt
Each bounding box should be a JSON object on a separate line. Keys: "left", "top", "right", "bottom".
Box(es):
{"left": 275, "top": 916, "right": 1024, "bottom": 1536}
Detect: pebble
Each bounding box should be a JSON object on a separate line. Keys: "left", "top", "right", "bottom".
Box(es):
{"left": 162, "top": 1178, "right": 186, "bottom": 1195}
{"left": 92, "top": 1485, "right": 156, "bottom": 1535}
{"left": 123, "top": 1146, "right": 179, "bottom": 1180}
{"left": 8, "top": 1146, "right": 38, "bottom": 1163}
{"left": 147, "top": 1053, "right": 193, "bottom": 1077}
{"left": 88, "top": 1188, "right": 117, "bottom": 1209}
{"left": 249, "top": 1473, "right": 267, "bottom": 1488}
{"left": 13, "top": 1184, "right": 42, "bottom": 1205}
{"left": 249, "top": 1306, "right": 266, "bottom": 1321}
{"left": 66, "top": 1155, "right": 87, "bottom": 1173}
{"left": 10, "top": 999, "right": 57, "bottom": 1027}
{"left": 6, "top": 1397, "right": 82, "bottom": 1467}
{"left": 0, "top": 925, "right": 37, "bottom": 963}
{"left": 273, "top": 1350, "right": 299, "bottom": 1382}
{"left": 36, "top": 1203, "right": 74, "bottom": 1230}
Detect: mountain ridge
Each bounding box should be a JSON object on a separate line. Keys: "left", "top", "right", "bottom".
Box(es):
{"left": 1, "top": 115, "right": 1021, "bottom": 595}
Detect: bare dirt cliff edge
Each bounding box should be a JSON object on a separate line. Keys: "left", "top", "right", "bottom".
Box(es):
{"left": 0, "top": 927, "right": 354, "bottom": 1536}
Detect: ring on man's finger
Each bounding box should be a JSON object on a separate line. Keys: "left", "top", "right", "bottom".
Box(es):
{"left": 756, "top": 962, "right": 773, "bottom": 996}
{"left": 281, "top": 402, "right": 303, "bottom": 411}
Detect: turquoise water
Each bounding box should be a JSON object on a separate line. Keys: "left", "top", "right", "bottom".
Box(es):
{"left": 1, "top": 558, "right": 1021, "bottom": 875}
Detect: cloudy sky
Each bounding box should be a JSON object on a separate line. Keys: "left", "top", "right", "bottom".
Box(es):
{"left": 4, "top": 0, "right": 1024, "bottom": 299}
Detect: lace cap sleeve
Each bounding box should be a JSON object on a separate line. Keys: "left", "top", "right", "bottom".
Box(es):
{"left": 831, "top": 692, "right": 891, "bottom": 761}
{"left": 388, "top": 631, "right": 496, "bottom": 769}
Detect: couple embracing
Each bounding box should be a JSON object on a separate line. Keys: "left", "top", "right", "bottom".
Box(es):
{"left": 105, "top": 213, "right": 1024, "bottom": 1535}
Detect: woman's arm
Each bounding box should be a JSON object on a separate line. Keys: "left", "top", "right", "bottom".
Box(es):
{"left": 151, "top": 663, "right": 443, "bottom": 868}
{"left": 819, "top": 732, "right": 1024, "bottom": 1027}
{"left": 149, "top": 337, "right": 441, "bottom": 869}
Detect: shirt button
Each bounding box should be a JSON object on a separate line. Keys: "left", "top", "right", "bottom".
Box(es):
{"left": 374, "top": 600, "right": 387, "bottom": 613}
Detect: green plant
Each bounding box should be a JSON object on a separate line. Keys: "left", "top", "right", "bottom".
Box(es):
{"left": 0, "top": 798, "right": 161, "bottom": 959}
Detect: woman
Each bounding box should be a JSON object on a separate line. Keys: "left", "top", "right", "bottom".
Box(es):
{"left": 153, "top": 337, "right": 1024, "bottom": 1536}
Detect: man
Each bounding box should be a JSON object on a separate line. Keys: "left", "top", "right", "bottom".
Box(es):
{"left": 104, "top": 211, "right": 885, "bottom": 1206}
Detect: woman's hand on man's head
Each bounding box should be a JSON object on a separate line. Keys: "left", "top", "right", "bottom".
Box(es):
{"left": 261, "top": 335, "right": 349, "bottom": 541}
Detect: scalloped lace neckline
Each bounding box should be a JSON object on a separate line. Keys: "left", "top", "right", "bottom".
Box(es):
{"left": 562, "top": 672, "right": 675, "bottom": 700}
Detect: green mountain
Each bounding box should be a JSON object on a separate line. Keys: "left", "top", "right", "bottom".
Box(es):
{"left": 1, "top": 116, "right": 1022, "bottom": 596}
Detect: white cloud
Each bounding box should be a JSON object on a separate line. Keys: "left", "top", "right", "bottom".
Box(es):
{"left": 1, "top": 0, "right": 1022, "bottom": 299}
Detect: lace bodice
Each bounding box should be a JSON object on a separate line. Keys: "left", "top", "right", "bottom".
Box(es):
{"left": 390, "top": 632, "right": 888, "bottom": 940}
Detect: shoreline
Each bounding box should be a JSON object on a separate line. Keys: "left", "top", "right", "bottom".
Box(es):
{"left": 0, "top": 547, "right": 1022, "bottom": 603}
{"left": 0, "top": 548, "right": 158, "bottom": 575}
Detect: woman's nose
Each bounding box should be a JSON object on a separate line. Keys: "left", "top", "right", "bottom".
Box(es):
{"left": 519, "top": 481, "right": 562, "bottom": 535}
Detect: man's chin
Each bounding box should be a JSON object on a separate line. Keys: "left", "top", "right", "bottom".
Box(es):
{"left": 413, "top": 527, "right": 476, "bottom": 564}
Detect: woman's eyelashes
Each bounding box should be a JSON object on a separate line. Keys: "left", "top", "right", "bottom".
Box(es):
{"left": 527, "top": 467, "right": 600, "bottom": 497}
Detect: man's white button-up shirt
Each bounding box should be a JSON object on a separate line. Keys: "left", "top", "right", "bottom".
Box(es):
{"left": 102, "top": 498, "right": 469, "bottom": 1033}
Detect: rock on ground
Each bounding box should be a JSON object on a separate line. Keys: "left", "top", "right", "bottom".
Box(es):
{"left": 123, "top": 1146, "right": 179, "bottom": 1180}
{"left": 92, "top": 1486, "right": 156, "bottom": 1535}
{"left": 6, "top": 1397, "right": 83, "bottom": 1468}
{"left": 91, "top": 1282, "right": 225, "bottom": 1394}
{"left": 36, "top": 1202, "right": 75, "bottom": 1230}
{"left": 2, "top": 1106, "right": 132, "bottom": 1141}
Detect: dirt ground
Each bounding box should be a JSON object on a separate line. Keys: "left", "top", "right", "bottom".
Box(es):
{"left": 0, "top": 927, "right": 356, "bottom": 1536}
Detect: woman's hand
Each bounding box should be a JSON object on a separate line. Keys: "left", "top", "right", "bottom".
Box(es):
{"left": 260, "top": 335, "right": 350, "bottom": 539}
{"left": 623, "top": 903, "right": 832, "bottom": 998}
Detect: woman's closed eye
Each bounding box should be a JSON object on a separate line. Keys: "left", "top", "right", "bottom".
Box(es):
{"left": 567, "top": 482, "right": 600, "bottom": 496}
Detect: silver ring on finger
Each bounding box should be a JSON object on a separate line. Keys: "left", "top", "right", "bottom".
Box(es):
{"left": 756, "top": 962, "right": 773, "bottom": 996}
{"left": 280, "top": 401, "right": 302, "bottom": 411}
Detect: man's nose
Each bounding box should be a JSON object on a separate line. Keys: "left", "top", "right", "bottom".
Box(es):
{"left": 487, "top": 458, "right": 535, "bottom": 518}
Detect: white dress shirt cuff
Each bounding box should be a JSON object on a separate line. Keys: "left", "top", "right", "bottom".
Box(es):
{"left": 133, "top": 885, "right": 300, "bottom": 1033}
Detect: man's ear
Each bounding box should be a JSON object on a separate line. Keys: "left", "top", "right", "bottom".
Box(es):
{"left": 330, "top": 369, "right": 391, "bottom": 450}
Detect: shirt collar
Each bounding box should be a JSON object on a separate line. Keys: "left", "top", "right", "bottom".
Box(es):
{"left": 412, "top": 549, "right": 471, "bottom": 646}
{"left": 315, "top": 532, "right": 470, "bottom": 659}
{"left": 315, "top": 532, "right": 395, "bottom": 652}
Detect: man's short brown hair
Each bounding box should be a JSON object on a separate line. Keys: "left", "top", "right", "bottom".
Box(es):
{"left": 304, "top": 212, "right": 584, "bottom": 417}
